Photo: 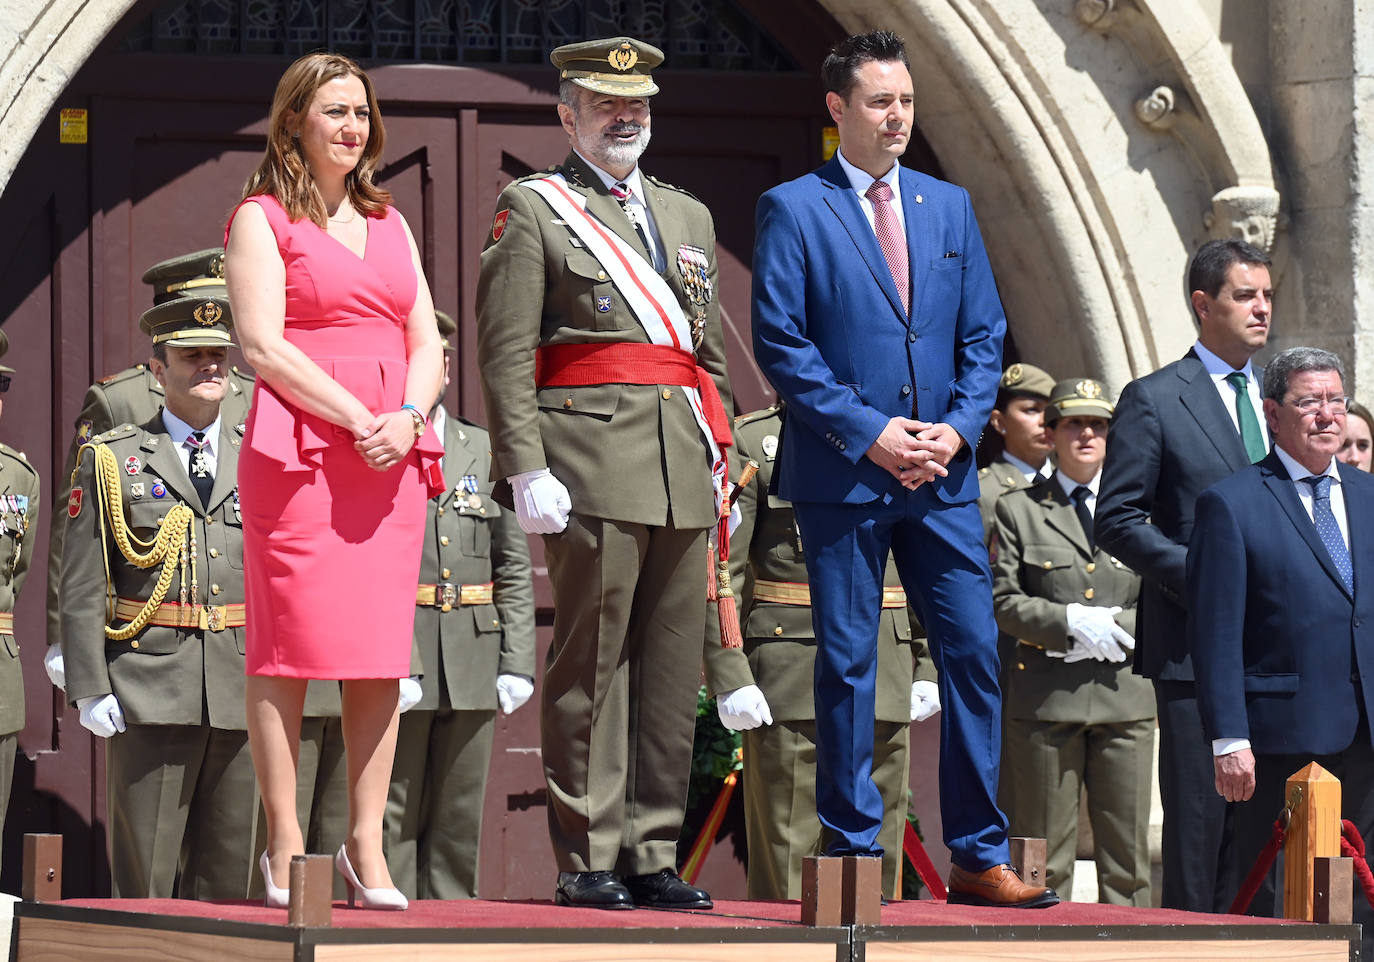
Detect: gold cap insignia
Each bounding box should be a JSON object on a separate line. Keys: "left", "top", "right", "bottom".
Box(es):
{"left": 1001, "top": 363, "right": 1024, "bottom": 387}
{"left": 609, "top": 42, "right": 639, "bottom": 72}
{"left": 1076, "top": 379, "right": 1103, "bottom": 399}
{"left": 193, "top": 301, "right": 223, "bottom": 326}
{"left": 209, "top": 253, "right": 225, "bottom": 278}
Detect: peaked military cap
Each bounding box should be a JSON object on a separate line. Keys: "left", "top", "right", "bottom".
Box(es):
{"left": 435, "top": 309, "right": 457, "bottom": 354}
{"left": 0, "top": 329, "right": 12, "bottom": 374}
{"left": 551, "top": 37, "right": 663, "bottom": 97}
{"left": 1047, "top": 377, "right": 1114, "bottom": 422}
{"left": 142, "top": 248, "right": 227, "bottom": 305}
{"left": 998, "top": 362, "right": 1055, "bottom": 400}
{"left": 139, "top": 295, "right": 236, "bottom": 348}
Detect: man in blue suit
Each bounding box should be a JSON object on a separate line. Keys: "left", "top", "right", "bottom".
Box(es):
{"left": 751, "top": 30, "right": 1056, "bottom": 908}
{"left": 1189, "top": 347, "right": 1374, "bottom": 944}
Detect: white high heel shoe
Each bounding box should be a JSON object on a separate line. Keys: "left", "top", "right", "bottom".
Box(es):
{"left": 259, "top": 851, "right": 289, "bottom": 909}
{"left": 335, "top": 844, "right": 408, "bottom": 910}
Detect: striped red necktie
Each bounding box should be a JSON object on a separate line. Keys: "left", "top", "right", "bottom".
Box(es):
{"left": 865, "top": 179, "right": 909, "bottom": 314}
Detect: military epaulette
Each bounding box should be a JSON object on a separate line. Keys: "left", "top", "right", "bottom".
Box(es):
{"left": 229, "top": 366, "right": 256, "bottom": 386}
{"left": 0, "top": 443, "right": 37, "bottom": 476}
{"left": 96, "top": 364, "right": 148, "bottom": 386}
{"left": 453, "top": 413, "right": 489, "bottom": 433}
{"left": 733, "top": 404, "right": 782, "bottom": 428}
{"left": 90, "top": 423, "right": 138, "bottom": 445}
{"left": 644, "top": 173, "right": 700, "bottom": 202}
{"left": 978, "top": 467, "right": 990, "bottom": 478}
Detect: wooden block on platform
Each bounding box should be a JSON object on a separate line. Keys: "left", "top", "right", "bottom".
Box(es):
{"left": 1284, "top": 762, "right": 1341, "bottom": 921}
{"left": 1313, "top": 856, "right": 1353, "bottom": 924}
{"left": 1009, "top": 836, "right": 1047, "bottom": 888}
{"left": 22, "top": 833, "right": 61, "bottom": 902}
{"left": 800, "top": 855, "right": 841, "bottom": 926}
{"left": 841, "top": 855, "right": 881, "bottom": 925}
{"left": 288, "top": 854, "right": 333, "bottom": 927}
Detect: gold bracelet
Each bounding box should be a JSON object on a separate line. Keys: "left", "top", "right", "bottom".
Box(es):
{"left": 403, "top": 406, "right": 426, "bottom": 438}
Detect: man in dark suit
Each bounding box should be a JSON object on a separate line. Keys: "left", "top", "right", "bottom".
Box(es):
{"left": 1188, "top": 347, "right": 1374, "bottom": 950}
{"left": 1095, "top": 238, "right": 1273, "bottom": 911}
{"left": 751, "top": 29, "right": 1054, "bottom": 907}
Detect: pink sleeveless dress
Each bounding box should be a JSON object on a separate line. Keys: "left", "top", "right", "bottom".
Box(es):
{"left": 228, "top": 194, "right": 444, "bottom": 679}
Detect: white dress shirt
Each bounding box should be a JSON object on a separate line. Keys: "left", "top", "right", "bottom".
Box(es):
{"left": 574, "top": 150, "right": 665, "bottom": 271}
{"left": 835, "top": 149, "right": 906, "bottom": 237}
{"left": 1006, "top": 452, "right": 1053, "bottom": 484}
{"left": 1054, "top": 468, "right": 1101, "bottom": 512}
{"left": 161, "top": 409, "right": 220, "bottom": 479}
{"left": 1193, "top": 339, "right": 1270, "bottom": 450}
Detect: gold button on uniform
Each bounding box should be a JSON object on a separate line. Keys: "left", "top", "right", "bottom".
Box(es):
{"left": 209, "top": 548, "right": 219, "bottom": 558}
{"left": 563, "top": 398, "right": 574, "bottom": 409}
{"left": 437, "top": 506, "right": 445, "bottom": 516}
{"left": 1084, "top": 587, "right": 1094, "bottom": 600}
{"left": 1085, "top": 562, "right": 1095, "bottom": 573}
{"left": 441, "top": 602, "right": 452, "bottom": 613}
{"left": 773, "top": 626, "right": 784, "bottom": 636}
{"left": 206, "top": 517, "right": 215, "bottom": 525}
{"left": 661, "top": 389, "right": 672, "bottom": 400}
{"left": 211, "top": 584, "right": 221, "bottom": 595}
{"left": 131, "top": 641, "right": 140, "bottom": 649}
{"left": 1016, "top": 662, "right": 1025, "bottom": 670}
{"left": 442, "top": 568, "right": 451, "bottom": 579}
{"left": 440, "top": 536, "right": 450, "bottom": 546}
{"left": 491, "top": 619, "right": 500, "bottom": 628}
{"left": 1041, "top": 561, "right": 1053, "bottom": 570}
{"left": 597, "top": 271, "right": 607, "bottom": 280}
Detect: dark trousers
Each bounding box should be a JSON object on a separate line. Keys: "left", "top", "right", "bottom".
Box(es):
{"left": 1155, "top": 680, "right": 1237, "bottom": 911}
{"left": 794, "top": 491, "right": 1008, "bottom": 870}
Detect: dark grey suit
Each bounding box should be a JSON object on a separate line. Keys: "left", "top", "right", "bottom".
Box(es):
{"left": 1096, "top": 348, "right": 1258, "bottom": 911}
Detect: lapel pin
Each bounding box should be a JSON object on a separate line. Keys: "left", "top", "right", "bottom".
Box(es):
{"left": 915, "top": 194, "right": 923, "bottom": 204}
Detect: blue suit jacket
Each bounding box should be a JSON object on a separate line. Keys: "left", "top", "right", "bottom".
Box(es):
{"left": 1187, "top": 451, "right": 1374, "bottom": 755}
{"left": 751, "top": 156, "right": 1006, "bottom": 505}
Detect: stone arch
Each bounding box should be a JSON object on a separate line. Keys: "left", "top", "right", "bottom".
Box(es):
{"left": 0, "top": 0, "right": 1276, "bottom": 385}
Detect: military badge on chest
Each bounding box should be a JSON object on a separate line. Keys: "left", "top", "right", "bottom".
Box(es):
{"left": 0, "top": 494, "right": 29, "bottom": 574}
{"left": 676, "top": 244, "right": 712, "bottom": 351}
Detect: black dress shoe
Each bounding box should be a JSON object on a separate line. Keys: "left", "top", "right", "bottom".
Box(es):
{"left": 554, "top": 870, "right": 634, "bottom": 909}
{"left": 623, "top": 870, "right": 713, "bottom": 909}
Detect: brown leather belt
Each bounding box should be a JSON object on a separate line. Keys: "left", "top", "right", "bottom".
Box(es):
{"left": 752, "top": 579, "right": 907, "bottom": 608}
{"left": 114, "top": 598, "right": 245, "bottom": 631}
{"left": 416, "top": 582, "right": 493, "bottom": 611}
{"left": 0, "top": 612, "right": 11, "bottom": 633}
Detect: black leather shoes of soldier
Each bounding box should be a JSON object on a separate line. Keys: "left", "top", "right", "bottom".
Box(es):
{"left": 554, "top": 870, "right": 634, "bottom": 909}
{"left": 623, "top": 870, "right": 714, "bottom": 909}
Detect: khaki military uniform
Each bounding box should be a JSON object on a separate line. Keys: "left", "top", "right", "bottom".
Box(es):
{"left": 978, "top": 459, "right": 1036, "bottom": 542}
{"left": 476, "top": 151, "right": 732, "bottom": 875}
{"left": 0, "top": 443, "right": 39, "bottom": 858}
{"left": 60, "top": 414, "right": 264, "bottom": 898}
{"left": 703, "top": 405, "right": 930, "bottom": 899}
{"left": 990, "top": 476, "right": 1155, "bottom": 904}
{"left": 386, "top": 411, "right": 535, "bottom": 899}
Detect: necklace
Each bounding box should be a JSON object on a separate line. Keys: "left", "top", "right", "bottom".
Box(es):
{"left": 327, "top": 204, "right": 356, "bottom": 224}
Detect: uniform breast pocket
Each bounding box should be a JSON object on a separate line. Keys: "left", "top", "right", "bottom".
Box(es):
{"left": 564, "top": 251, "right": 631, "bottom": 332}
{"left": 126, "top": 496, "right": 174, "bottom": 542}
{"left": 1022, "top": 545, "right": 1074, "bottom": 594}
{"left": 459, "top": 513, "right": 493, "bottom": 558}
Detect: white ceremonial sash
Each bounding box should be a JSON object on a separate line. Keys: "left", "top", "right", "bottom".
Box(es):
{"left": 522, "top": 174, "right": 722, "bottom": 473}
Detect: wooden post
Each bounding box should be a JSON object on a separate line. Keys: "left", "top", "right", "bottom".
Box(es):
{"left": 840, "top": 855, "right": 882, "bottom": 925}
{"left": 1010, "top": 837, "right": 1048, "bottom": 889}
{"left": 1283, "top": 762, "right": 1341, "bottom": 920}
{"left": 800, "top": 856, "right": 842, "bottom": 926}
{"left": 1313, "top": 856, "right": 1353, "bottom": 924}
{"left": 21, "top": 834, "right": 61, "bottom": 902}
{"left": 288, "top": 854, "right": 333, "bottom": 927}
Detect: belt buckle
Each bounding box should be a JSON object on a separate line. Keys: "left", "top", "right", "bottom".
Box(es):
{"left": 201, "top": 605, "right": 226, "bottom": 632}
{"left": 440, "top": 583, "right": 457, "bottom": 612}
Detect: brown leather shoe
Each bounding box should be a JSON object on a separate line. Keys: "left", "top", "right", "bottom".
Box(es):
{"left": 947, "top": 863, "right": 1060, "bottom": 908}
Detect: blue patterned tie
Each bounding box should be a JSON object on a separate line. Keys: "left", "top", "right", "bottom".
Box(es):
{"left": 1302, "top": 475, "right": 1353, "bottom": 592}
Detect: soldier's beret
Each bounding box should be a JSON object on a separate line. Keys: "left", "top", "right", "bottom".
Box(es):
{"left": 551, "top": 37, "right": 663, "bottom": 97}
{"left": 998, "top": 362, "right": 1055, "bottom": 400}
{"left": 141, "top": 248, "right": 227, "bottom": 305}
{"left": 1047, "top": 377, "right": 1114, "bottom": 422}
{"left": 139, "top": 295, "right": 236, "bottom": 349}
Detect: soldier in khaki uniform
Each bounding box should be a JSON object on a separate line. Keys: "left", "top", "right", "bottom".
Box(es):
{"left": 704, "top": 402, "right": 937, "bottom": 899}
{"left": 60, "top": 295, "right": 263, "bottom": 899}
{"left": 386, "top": 311, "right": 537, "bottom": 900}
{"left": 0, "top": 331, "right": 39, "bottom": 862}
{"left": 990, "top": 378, "right": 1155, "bottom": 905}
{"left": 476, "top": 37, "right": 731, "bottom": 909}
{"left": 977, "top": 363, "right": 1056, "bottom": 540}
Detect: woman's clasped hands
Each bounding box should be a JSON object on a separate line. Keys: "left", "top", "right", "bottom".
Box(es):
{"left": 353, "top": 409, "right": 416, "bottom": 471}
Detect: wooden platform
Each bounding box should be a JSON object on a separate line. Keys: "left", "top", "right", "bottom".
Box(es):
{"left": 13, "top": 896, "right": 1360, "bottom": 962}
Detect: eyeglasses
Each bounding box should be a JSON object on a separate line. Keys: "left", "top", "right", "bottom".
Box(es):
{"left": 1286, "top": 395, "right": 1351, "bottom": 415}
{"left": 0, "top": 375, "right": 10, "bottom": 394}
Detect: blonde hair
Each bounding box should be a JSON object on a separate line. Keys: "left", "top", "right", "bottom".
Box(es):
{"left": 241, "top": 52, "right": 391, "bottom": 226}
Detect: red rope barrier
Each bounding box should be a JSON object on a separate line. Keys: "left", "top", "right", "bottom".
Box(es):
{"left": 902, "top": 819, "right": 948, "bottom": 900}
{"left": 1339, "top": 819, "right": 1374, "bottom": 913}
{"left": 1229, "top": 816, "right": 1287, "bottom": 915}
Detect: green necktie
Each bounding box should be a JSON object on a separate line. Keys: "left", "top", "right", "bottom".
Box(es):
{"left": 1224, "top": 371, "right": 1267, "bottom": 463}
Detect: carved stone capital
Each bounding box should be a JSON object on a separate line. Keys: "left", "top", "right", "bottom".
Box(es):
{"left": 1203, "top": 186, "right": 1281, "bottom": 253}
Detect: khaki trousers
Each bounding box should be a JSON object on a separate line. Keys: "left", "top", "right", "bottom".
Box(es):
{"left": 541, "top": 513, "right": 707, "bottom": 875}
{"left": 386, "top": 708, "right": 495, "bottom": 899}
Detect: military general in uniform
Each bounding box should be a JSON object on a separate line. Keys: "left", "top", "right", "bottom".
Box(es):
{"left": 385, "top": 311, "right": 537, "bottom": 900}
{"left": 475, "top": 37, "right": 732, "bottom": 909}
{"left": 704, "top": 402, "right": 937, "bottom": 900}
{"left": 60, "top": 295, "right": 264, "bottom": 899}
{"left": 0, "top": 330, "right": 39, "bottom": 862}
{"left": 991, "top": 378, "right": 1154, "bottom": 904}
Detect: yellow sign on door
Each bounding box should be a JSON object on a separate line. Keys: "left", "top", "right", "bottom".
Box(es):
{"left": 60, "top": 108, "right": 88, "bottom": 144}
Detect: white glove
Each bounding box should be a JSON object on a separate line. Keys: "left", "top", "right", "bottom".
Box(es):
{"left": 44, "top": 645, "right": 66, "bottom": 691}
{"left": 1048, "top": 640, "right": 1095, "bottom": 664}
{"left": 1065, "top": 604, "right": 1134, "bottom": 662}
{"left": 910, "top": 680, "right": 941, "bottom": 721}
{"left": 76, "top": 694, "right": 126, "bottom": 738}
{"left": 509, "top": 468, "right": 571, "bottom": 535}
{"left": 398, "top": 676, "right": 423, "bottom": 713}
{"left": 716, "top": 684, "right": 773, "bottom": 731}
{"left": 496, "top": 674, "right": 534, "bottom": 714}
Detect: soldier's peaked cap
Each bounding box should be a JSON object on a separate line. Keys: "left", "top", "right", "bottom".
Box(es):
{"left": 551, "top": 37, "right": 663, "bottom": 97}
{"left": 142, "top": 248, "right": 227, "bottom": 305}
{"left": 139, "top": 295, "right": 237, "bottom": 349}
{"left": 1047, "top": 377, "right": 1115, "bottom": 422}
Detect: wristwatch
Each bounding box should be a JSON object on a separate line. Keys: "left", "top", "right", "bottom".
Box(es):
{"left": 402, "top": 406, "right": 427, "bottom": 438}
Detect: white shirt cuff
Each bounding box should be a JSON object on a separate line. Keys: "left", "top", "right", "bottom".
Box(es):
{"left": 1212, "top": 737, "right": 1251, "bottom": 756}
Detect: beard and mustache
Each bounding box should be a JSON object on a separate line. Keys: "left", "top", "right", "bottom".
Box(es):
{"left": 575, "top": 119, "right": 652, "bottom": 172}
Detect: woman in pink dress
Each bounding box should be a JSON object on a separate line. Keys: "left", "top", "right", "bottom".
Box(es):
{"left": 225, "top": 52, "right": 444, "bottom": 911}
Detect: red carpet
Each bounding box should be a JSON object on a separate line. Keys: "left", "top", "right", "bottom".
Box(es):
{"left": 43, "top": 896, "right": 1309, "bottom": 930}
